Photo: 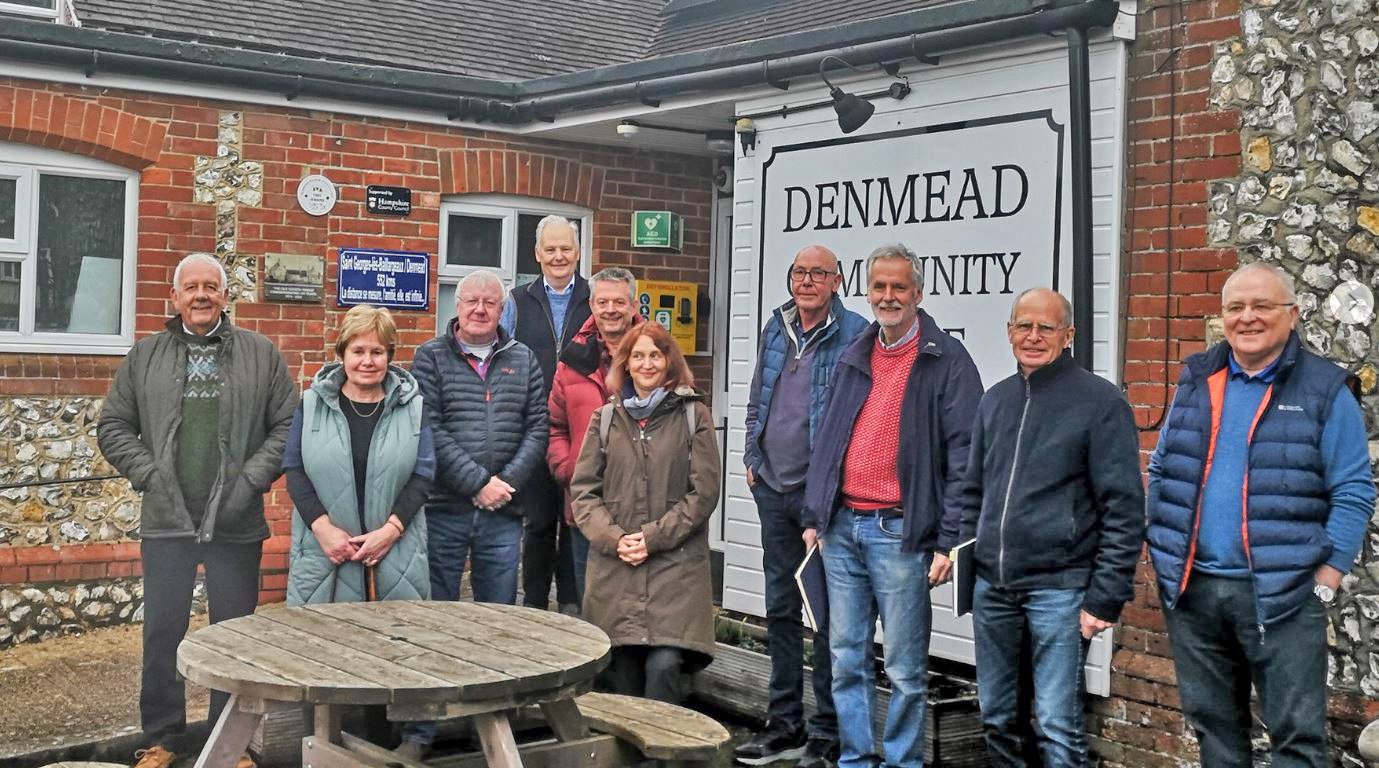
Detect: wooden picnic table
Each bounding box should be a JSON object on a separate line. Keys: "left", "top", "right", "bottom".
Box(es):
{"left": 177, "top": 601, "right": 612, "bottom": 768}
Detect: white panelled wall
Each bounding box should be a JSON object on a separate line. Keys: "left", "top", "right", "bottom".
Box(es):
{"left": 720, "top": 35, "right": 1129, "bottom": 696}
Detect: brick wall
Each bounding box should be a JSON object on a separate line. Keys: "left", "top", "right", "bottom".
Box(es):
{"left": 1099, "top": 0, "right": 1379, "bottom": 764}
{"left": 0, "top": 76, "right": 714, "bottom": 608}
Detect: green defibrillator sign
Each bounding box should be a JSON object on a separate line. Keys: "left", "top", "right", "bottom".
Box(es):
{"left": 631, "top": 210, "right": 684, "bottom": 251}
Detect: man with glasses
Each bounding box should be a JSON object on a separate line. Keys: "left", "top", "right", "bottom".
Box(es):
{"left": 803, "top": 243, "right": 981, "bottom": 768}
{"left": 1147, "top": 263, "right": 1373, "bottom": 765}
{"left": 957, "top": 288, "right": 1144, "bottom": 765}
{"left": 737, "top": 245, "right": 867, "bottom": 768}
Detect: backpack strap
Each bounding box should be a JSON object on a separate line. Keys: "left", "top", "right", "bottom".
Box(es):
{"left": 597, "top": 403, "right": 615, "bottom": 452}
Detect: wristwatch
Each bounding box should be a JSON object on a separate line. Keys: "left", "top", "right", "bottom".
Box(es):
{"left": 1314, "top": 583, "right": 1337, "bottom": 605}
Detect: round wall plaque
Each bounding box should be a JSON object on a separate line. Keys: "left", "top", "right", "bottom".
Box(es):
{"left": 296, "top": 174, "right": 337, "bottom": 217}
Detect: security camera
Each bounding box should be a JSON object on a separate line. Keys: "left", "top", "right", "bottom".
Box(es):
{"left": 616, "top": 121, "right": 640, "bottom": 137}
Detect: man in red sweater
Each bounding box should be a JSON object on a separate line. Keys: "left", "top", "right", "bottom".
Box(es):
{"left": 803, "top": 243, "right": 982, "bottom": 768}
{"left": 546, "top": 267, "right": 641, "bottom": 606}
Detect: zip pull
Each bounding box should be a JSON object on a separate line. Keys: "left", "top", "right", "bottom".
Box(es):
{"left": 486, "top": 387, "right": 491, "bottom": 403}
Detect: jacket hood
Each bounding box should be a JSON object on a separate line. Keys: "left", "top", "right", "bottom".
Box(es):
{"left": 310, "top": 362, "right": 420, "bottom": 408}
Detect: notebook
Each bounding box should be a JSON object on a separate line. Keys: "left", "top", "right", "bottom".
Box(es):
{"left": 794, "top": 542, "right": 828, "bottom": 632}
{"left": 951, "top": 538, "right": 977, "bottom": 618}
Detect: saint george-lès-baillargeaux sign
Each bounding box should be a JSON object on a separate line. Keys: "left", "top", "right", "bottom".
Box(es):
{"left": 336, "top": 248, "right": 429, "bottom": 310}
{"left": 757, "top": 110, "right": 1069, "bottom": 385}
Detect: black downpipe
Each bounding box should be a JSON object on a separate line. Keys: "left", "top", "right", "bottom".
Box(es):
{"left": 512, "top": 1, "right": 1119, "bottom": 118}
{"left": 1067, "top": 26, "right": 1095, "bottom": 372}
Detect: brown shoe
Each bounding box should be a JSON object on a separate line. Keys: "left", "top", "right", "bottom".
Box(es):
{"left": 132, "top": 745, "right": 176, "bottom": 768}
{"left": 235, "top": 753, "right": 256, "bottom": 768}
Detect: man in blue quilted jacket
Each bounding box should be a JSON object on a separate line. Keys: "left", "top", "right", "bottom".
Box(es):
{"left": 737, "top": 245, "right": 867, "bottom": 768}
{"left": 1147, "top": 262, "right": 1374, "bottom": 766}
{"left": 403, "top": 268, "right": 548, "bottom": 758}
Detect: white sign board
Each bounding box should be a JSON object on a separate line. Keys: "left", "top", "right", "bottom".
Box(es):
{"left": 724, "top": 39, "right": 1130, "bottom": 697}
{"left": 756, "top": 111, "right": 1069, "bottom": 380}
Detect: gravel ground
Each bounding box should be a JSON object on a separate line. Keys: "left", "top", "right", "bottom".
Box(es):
{"left": 0, "top": 617, "right": 210, "bottom": 762}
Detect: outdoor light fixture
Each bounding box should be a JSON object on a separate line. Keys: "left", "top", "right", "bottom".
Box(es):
{"left": 818, "top": 55, "right": 912, "bottom": 134}
{"left": 735, "top": 118, "right": 757, "bottom": 154}
{"left": 616, "top": 120, "right": 640, "bottom": 137}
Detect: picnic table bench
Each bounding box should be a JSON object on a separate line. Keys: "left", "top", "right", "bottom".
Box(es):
{"left": 177, "top": 601, "right": 728, "bottom": 768}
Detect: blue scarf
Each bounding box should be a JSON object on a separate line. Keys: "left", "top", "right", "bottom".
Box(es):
{"left": 623, "top": 387, "right": 669, "bottom": 421}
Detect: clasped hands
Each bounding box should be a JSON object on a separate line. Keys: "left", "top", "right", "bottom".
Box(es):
{"left": 311, "top": 514, "right": 403, "bottom": 567}
{"left": 472, "top": 476, "right": 515, "bottom": 512}
{"left": 618, "top": 531, "right": 649, "bottom": 567}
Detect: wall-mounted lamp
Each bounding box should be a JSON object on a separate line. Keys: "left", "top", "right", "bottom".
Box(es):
{"left": 818, "top": 55, "right": 912, "bottom": 134}
{"left": 735, "top": 117, "right": 757, "bottom": 154}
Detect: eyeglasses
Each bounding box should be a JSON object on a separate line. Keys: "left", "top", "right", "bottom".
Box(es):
{"left": 1223, "top": 301, "right": 1294, "bottom": 318}
{"left": 789, "top": 267, "right": 836, "bottom": 283}
{"left": 1007, "top": 321, "right": 1068, "bottom": 337}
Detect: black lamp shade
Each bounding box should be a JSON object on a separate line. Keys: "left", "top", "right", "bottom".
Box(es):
{"left": 831, "top": 87, "right": 875, "bottom": 134}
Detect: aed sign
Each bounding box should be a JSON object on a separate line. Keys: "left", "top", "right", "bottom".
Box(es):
{"left": 638, "top": 279, "right": 697, "bottom": 354}
{"left": 631, "top": 210, "right": 684, "bottom": 251}
{"left": 758, "top": 110, "right": 1069, "bottom": 385}
{"left": 337, "top": 248, "right": 429, "bottom": 310}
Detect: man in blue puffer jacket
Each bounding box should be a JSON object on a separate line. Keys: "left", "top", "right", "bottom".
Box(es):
{"left": 737, "top": 245, "right": 868, "bottom": 768}
{"left": 1147, "top": 262, "right": 1374, "bottom": 766}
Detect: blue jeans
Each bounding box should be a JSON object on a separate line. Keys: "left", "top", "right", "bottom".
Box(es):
{"left": 1163, "top": 573, "right": 1328, "bottom": 767}
{"left": 823, "top": 508, "right": 932, "bottom": 768}
{"left": 753, "top": 482, "right": 837, "bottom": 741}
{"left": 426, "top": 507, "right": 522, "bottom": 604}
{"left": 972, "top": 578, "right": 1089, "bottom": 767}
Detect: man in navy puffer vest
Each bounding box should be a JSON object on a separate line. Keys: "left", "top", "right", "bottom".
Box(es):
{"left": 1147, "top": 263, "right": 1374, "bottom": 766}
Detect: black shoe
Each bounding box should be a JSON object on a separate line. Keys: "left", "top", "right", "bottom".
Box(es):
{"left": 795, "top": 738, "right": 839, "bottom": 768}
{"left": 734, "top": 723, "right": 807, "bottom": 765}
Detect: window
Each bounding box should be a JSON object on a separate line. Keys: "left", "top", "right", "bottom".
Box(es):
{"left": 437, "top": 195, "right": 592, "bottom": 330}
{"left": 0, "top": 0, "right": 58, "bottom": 19}
{"left": 0, "top": 142, "right": 138, "bottom": 353}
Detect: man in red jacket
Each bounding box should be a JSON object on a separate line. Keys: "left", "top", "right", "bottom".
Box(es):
{"left": 547, "top": 267, "right": 642, "bottom": 605}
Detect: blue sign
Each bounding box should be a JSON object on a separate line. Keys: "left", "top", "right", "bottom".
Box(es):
{"left": 337, "top": 248, "right": 429, "bottom": 310}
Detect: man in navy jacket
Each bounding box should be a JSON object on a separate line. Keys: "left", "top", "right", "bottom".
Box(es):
{"left": 736, "top": 245, "right": 867, "bottom": 768}
{"left": 1147, "top": 263, "right": 1374, "bottom": 765}
{"left": 958, "top": 288, "right": 1144, "bottom": 765}
{"left": 803, "top": 243, "right": 981, "bottom": 768}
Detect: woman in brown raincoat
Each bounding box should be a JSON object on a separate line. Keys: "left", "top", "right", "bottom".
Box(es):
{"left": 570, "top": 321, "right": 721, "bottom": 703}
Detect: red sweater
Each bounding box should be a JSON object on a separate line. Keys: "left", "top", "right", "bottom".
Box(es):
{"left": 840, "top": 332, "right": 919, "bottom": 509}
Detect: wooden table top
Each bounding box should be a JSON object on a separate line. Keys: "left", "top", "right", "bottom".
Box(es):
{"left": 177, "top": 601, "right": 611, "bottom": 706}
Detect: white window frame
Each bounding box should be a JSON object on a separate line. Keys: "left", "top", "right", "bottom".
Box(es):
{"left": 437, "top": 194, "right": 593, "bottom": 328}
{"left": 0, "top": 141, "right": 139, "bottom": 355}
{"left": 0, "top": 0, "right": 58, "bottom": 19}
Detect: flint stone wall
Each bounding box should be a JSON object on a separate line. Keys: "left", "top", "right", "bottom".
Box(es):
{"left": 0, "top": 397, "right": 138, "bottom": 549}
{"left": 1206, "top": 0, "right": 1379, "bottom": 698}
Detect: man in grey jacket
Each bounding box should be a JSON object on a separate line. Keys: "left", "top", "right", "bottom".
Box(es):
{"left": 98, "top": 253, "right": 295, "bottom": 768}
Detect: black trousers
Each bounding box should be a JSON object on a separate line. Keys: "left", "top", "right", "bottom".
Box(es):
{"left": 140, "top": 537, "right": 262, "bottom": 750}
{"left": 521, "top": 468, "right": 577, "bottom": 608}
{"left": 603, "top": 646, "right": 688, "bottom": 704}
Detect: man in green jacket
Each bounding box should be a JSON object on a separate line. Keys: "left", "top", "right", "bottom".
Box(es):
{"left": 98, "top": 253, "right": 296, "bottom": 768}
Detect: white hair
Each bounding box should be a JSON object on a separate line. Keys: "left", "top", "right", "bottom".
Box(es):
{"left": 591, "top": 267, "right": 637, "bottom": 304}
{"left": 1222, "top": 262, "right": 1297, "bottom": 303}
{"left": 172, "top": 253, "right": 227, "bottom": 293}
{"left": 455, "top": 269, "right": 505, "bottom": 301}
{"left": 534, "top": 215, "right": 579, "bottom": 250}
{"left": 865, "top": 243, "right": 924, "bottom": 292}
